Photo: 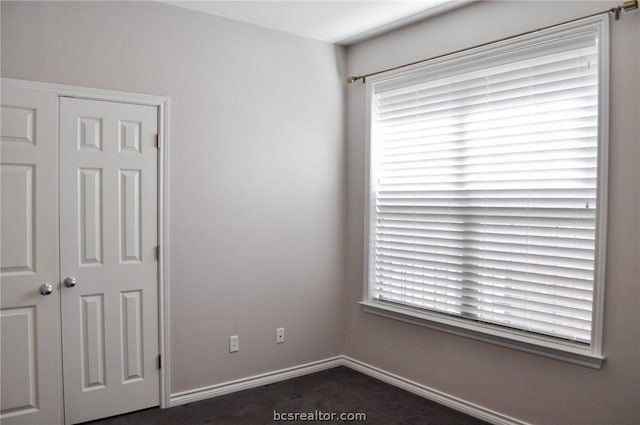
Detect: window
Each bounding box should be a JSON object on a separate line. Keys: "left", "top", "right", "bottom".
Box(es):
{"left": 363, "top": 16, "right": 608, "bottom": 367}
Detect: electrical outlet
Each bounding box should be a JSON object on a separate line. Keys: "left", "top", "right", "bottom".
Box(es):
{"left": 229, "top": 335, "right": 239, "bottom": 352}
{"left": 276, "top": 328, "right": 285, "bottom": 344}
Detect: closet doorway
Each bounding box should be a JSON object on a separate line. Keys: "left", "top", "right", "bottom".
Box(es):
{"left": 1, "top": 80, "right": 169, "bottom": 424}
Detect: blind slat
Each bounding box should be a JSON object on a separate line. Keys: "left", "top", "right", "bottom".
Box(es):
{"left": 375, "top": 269, "right": 593, "bottom": 301}
{"left": 374, "top": 280, "right": 593, "bottom": 318}
{"left": 375, "top": 291, "right": 592, "bottom": 339}
{"left": 377, "top": 83, "right": 597, "bottom": 125}
{"left": 368, "top": 23, "right": 601, "bottom": 344}
{"left": 375, "top": 290, "right": 592, "bottom": 332}
{"left": 375, "top": 262, "right": 594, "bottom": 291}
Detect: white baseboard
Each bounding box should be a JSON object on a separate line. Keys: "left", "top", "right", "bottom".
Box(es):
{"left": 341, "top": 356, "right": 531, "bottom": 425}
{"left": 169, "top": 356, "right": 343, "bottom": 406}
{"left": 169, "top": 355, "right": 529, "bottom": 425}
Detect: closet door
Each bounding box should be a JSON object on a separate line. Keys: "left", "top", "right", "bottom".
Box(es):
{"left": 59, "top": 97, "right": 159, "bottom": 424}
{"left": 1, "top": 85, "right": 63, "bottom": 424}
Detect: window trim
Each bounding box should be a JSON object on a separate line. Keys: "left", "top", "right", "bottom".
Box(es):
{"left": 362, "top": 15, "right": 609, "bottom": 368}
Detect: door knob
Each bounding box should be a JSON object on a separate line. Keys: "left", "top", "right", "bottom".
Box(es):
{"left": 64, "top": 277, "right": 77, "bottom": 288}
{"left": 39, "top": 283, "right": 53, "bottom": 295}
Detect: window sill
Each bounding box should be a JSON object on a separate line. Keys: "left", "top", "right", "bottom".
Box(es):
{"left": 359, "top": 301, "right": 605, "bottom": 369}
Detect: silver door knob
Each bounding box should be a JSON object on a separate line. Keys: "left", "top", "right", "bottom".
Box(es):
{"left": 64, "top": 277, "right": 77, "bottom": 288}
{"left": 39, "top": 283, "right": 53, "bottom": 295}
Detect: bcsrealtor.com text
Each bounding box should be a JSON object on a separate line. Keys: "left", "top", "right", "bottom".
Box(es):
{"left": 273, "top": 410, "right": 367, "bottom": 422}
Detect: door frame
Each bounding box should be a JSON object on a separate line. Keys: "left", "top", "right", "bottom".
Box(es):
{"left": 1, "top": 78, "right": 172, "bottom": 410}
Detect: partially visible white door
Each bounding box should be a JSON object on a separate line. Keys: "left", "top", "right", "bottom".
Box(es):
{"left": 59, "top": 97, "right": 159, "bottom": 424}
{"left": 1, "top": 86, "right": 63, "bottom": 424}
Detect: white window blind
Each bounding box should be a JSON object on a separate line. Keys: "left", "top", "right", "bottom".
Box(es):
{"left": 367, "top": 19, "right": 607, "bottom": 347}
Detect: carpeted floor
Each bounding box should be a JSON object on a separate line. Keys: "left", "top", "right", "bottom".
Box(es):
{"left": 85, "top": 366, "right": 489, "bottom": 425}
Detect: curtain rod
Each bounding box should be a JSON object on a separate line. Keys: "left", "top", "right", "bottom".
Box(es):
{"left": 346, "top": 0, "right": 638, "bottom": 84}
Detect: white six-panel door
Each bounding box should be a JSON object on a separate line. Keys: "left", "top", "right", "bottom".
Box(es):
{"left": 59, "top": 97, "right": 160, "bottom": 424}
{"left": 1, "top": 86, "right": 63, "bottom": 424}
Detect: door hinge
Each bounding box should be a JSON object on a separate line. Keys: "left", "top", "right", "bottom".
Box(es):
{"left": 155, "top": 246, "right": 160, "bottom": 261}
{"left": 155, "top": 134, "right": 160, "bottom": 149}
{"left": 157, "top": 354, "right": 162, "bottom": 369}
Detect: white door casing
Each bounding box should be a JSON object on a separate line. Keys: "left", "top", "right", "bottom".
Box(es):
{"left": 0, "top": 78, "right": 169, "bottom": 424}
{"left": 1, "top": 85, "right": 64, "bottom": 424}
{"left": 59, "top": 97, "right": 160, "bottom": 424}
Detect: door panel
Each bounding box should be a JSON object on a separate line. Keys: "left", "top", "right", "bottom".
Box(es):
{"left": 1, "top": 86, "right": 63, "bottom": 425}
{"left": 1, "top": 164, "right": 34, "bottom": 273}
{"left": 59, "top": 97, "right": 159, "bottom": 424}
{"left": 1, "top": 307, "right": 37, "bottom": 415}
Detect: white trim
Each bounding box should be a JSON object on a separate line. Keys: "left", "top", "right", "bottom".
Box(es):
{"left": 363, "top": 78, "right": 375, "bottom": 304}
{"left": 1, "top": 78, "right": 172, "bottom": 409}
{"left": 158, "top": 96, "right": 172, "bottom": 409}
{"left": 360, "top": 302, "right": 604, "bottom": 369}
{"left": 361, "top": 15, "right": 610, "bottom": 364}
{"left": 340, "top": 356, "right": 531, "bottom": 425}
{"left": 590, "top": 14, "right": 610, "bottom": 357}
{"left": 1, "top": 78, "right": 168, "bottom": 105}
{"left": 169, "top": 355, "right": 529, "bottom": 425}
{"left": 169, "top": 357, "right": 344, "bottom": 407}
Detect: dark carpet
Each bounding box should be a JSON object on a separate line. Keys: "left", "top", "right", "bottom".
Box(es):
{"left": 86, "top": 366, "right": 490, "bottom": 425}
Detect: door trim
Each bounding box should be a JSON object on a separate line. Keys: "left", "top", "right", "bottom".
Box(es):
{"left": 1, "top": 78, "right": 172, "bottom": 410}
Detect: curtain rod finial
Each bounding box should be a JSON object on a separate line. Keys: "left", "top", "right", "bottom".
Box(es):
{"left": 615, "top": 0, "right": 637, "bottom": 19}
{"left": 346, "top": 76, "right": 358, "bottom": 84}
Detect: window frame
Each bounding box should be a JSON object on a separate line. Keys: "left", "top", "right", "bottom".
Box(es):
{"left": 362, "top": 15, "right": 609, "bottom": 368}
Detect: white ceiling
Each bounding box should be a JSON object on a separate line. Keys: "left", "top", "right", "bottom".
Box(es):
{"left": 164, "top": 1, "right": 467, "bottom": 45}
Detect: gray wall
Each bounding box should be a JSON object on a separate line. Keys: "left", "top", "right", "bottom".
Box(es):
{"left": 344, "top": 2, "right": 640, "bottom": 425}
{"left": 1, "top": 1, "right": 346, "bottom": 394}
{"left": 3, "top": 1, "right": 639, "bottom": 424}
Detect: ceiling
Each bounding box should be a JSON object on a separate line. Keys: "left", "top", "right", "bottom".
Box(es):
{"left": 164, "top": 1, "right": 468, "bottom": 45}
